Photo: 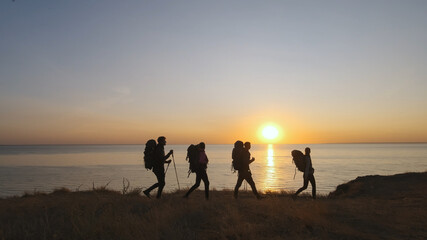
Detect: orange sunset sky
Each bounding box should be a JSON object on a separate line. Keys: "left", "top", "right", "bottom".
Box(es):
{"left": 1, "top": 1, "right": 427, "bottom": 145}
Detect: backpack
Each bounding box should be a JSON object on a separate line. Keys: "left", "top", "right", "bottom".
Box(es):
{"left": 232, "top": 141, "right": 244, "bottom": 171}
{"left": 144, "top": 139, "right": 157, "bottom": 170}
{"left": 291, "top": 150, "right": 306, "bottom": 172}
{"left": 186, "top": 144, "right": 200, "bottom": 174}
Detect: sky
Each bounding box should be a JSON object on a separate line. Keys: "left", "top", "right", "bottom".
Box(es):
{"left": 1, "top": 0, "right": 427, "bottom": 145}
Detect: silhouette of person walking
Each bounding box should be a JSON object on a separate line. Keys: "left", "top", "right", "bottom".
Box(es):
{"left": 184, "top": 142, "right": 210, "bottom": 199}
{"left": 294, "top": 147, "right": 316, "bottom": 199}
{"left": 234, "top": 141, "right": 261, "bottom": 199}
{"left": 143, "top": 136, "right": 173, "bottom": 199}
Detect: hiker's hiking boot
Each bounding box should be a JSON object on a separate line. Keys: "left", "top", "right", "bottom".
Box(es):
{"left": 143, "top": 190, "right": 151, "bottom": 199}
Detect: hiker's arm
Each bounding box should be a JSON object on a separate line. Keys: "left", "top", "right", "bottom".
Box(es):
{"left": 163, "top": 154, "right": 172, "bottom": 164}
{"left": 164, "top": 150, "right": 173, "bottom": 160}
{"left": 249, "top": 157, "right": 255, "bottom": 164}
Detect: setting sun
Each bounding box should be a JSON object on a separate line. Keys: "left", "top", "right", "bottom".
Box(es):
{"left": 262, "top": 126, "right": 279, "bottom": 140}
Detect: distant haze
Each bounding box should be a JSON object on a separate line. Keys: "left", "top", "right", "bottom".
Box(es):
{"left": 1, "top": 1, "right": 426, "bottom": 144}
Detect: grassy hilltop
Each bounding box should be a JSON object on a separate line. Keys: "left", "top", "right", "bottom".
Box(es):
{"left": 0, "top": 172, "right": 426, "bottom": 240}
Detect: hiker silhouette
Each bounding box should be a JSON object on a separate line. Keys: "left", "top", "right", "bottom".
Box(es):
{"left": 184, "top": 142, "right": 210, "bottom": 199}
{"left": 233, "top": 141, "right": 261, "bottom": 199}
{"left": 294, "top": 147, "right": 316, "bottom": 199}
{"left": 143, "top": 136, "right": 173, "bottom": 199}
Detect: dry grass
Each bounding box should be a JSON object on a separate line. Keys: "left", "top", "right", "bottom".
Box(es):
{"left": 0, "top": 172, "right": 426, "bottom": 240}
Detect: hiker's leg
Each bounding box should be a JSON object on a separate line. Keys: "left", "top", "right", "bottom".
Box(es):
{"left": 234, "top": 173, "right": 244, "bottom": 198}
{"left": 145, "top": 171, "right": 160, "bottom": 193}
{"left": 309, "top": 174, "right": 316, "bottom": 199}
{"left": 295, "top": 176, "right": 309, "bottom": 196}
{"left": 145, "top": 182, "right": 158, "bottom": 193}
{"left": 200, "top": 169, "right": 210, "bottom": 199}
{"left": 185, "top": 172, "right": 202, "bottom": 197}
{"left": 245, "top": 175, "right": 260, "bottom": 198}
{"left": 156, "top": 171, "right": 166, "bottom": 199}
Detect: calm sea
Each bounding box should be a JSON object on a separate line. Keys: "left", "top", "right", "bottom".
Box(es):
{"left": 0, "top": 144, "right": 426, "bottom": 197}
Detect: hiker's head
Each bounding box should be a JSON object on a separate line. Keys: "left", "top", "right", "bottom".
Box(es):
{"left": 198, "top": 142, "right": 205, "bottom": 150}
{"left": 157, "top": 136, "right": 166, "bottom": 145}
{"left": 244, "top": 142, "right": 251, "bottom": 150}
{"left": 305, "top": 147, "right": 311, "bottom": 155}
{"left": 234, "top": 140, "right": 243, "bottom": 149}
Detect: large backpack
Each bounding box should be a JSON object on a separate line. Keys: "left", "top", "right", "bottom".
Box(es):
{"left": 232, "top": 141, "right": 244, "bottom": 171}
{"left": 144, "top": 139, "right": 157, "bottom": 170}
{"left": 186, "top": 144, "right": 199, "bottom": 175}
{"left": 291, "top": 150, "right": 306, "bottom": 172}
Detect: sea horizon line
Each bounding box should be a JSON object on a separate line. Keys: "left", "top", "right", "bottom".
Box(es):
{"left": 1, "top": 142, "right": 426, "bottom": 147}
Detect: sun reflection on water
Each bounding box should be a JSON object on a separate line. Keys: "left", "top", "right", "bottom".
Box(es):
{"left": 265, "top": 144, "right": 277, "bottom": 189}
{"left": 267, "top": 144, "right": 274, "bottom": 167}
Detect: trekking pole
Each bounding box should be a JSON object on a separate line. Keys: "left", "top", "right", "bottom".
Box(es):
{"left": 165, "top": 162, "right": 171, "bottom": 174}
{"left": 293, "top": 167, "right": 297, "bottom": 180}
{"left": 172, "top": 153, "right": 180, "bottom": 190}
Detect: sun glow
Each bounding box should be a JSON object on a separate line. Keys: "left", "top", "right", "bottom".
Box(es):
{"left": 262, "top": 126, "right": 279, "bottom": 140}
